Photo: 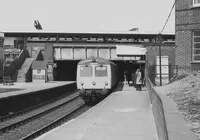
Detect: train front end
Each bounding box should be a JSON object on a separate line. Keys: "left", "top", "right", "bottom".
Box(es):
{"left": 76, "top": 58, "right": 111, "bottom": 103}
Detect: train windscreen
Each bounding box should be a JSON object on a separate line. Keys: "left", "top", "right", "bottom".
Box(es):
{"left": 80, "top": 66, "right": 92, "bottom": 77}
{"left": 95, "top": 66, "right": 107, "bottom": 77}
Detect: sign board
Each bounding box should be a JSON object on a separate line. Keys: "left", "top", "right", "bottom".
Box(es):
{"left": 156, "top": 56, "right": 169, "bottom": 77}
{"left": 32, "top": 69, "right": 46, "bottom": 82}
{"left": 123, "top": 56, "right": 141, "bottom": 60}
{"left": 116, "top": 45, "right": 146, "bottom": 56}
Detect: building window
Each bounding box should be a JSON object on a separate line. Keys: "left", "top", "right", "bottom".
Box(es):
{"left": 193, "top": 31, "right": 200, "bottom": 62}
{"left": 193, "top": 0, "right": 200, "bottom": 7}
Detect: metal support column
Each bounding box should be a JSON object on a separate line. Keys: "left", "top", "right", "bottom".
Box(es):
{"left": 158, "top": 33, "right": 162, "bottom": 86}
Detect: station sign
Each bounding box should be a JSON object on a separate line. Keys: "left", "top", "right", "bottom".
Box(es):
{"left": 116, "top": 45, "right": 146, "bottom": 56}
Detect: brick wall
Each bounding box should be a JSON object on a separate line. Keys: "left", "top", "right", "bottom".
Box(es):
{"left": 147, "top": 45, "right": 175, "bottom": 66}
{"left": 176, "top": 0, "right": 192, "bottom": 11}
{"left": 175, "top": 30, "right": 192, "bottom": 73}
{"left": 43, "top": 43, "right": 54, "bottom": 61}
{"left": 176, "top": 0, "right": 200, "bottom": 73}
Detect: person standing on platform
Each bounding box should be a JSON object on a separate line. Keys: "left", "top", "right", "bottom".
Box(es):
{"left": 124, "top": 70, "right": 129, "bottom": 85}
{"left": 135, "top": 69, "right": 142, "bottom": 91}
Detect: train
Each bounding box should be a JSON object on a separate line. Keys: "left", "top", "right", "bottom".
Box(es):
{"left": 76, "top": 57, "right": 118, "bottom": 104}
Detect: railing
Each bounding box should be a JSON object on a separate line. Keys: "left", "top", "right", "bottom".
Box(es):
{"left": 35, "top": 49, "right": 44, "bottom": 60}
{"left": 146, "top": 78, "right": 168, "bottom": 140}
{"left": 147, "top": 64, "right": 178, "bottom": 86}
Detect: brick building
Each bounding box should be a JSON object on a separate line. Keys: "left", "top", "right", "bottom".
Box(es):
{"left": 176, "top": 0, "right": 200, "bottom": 73}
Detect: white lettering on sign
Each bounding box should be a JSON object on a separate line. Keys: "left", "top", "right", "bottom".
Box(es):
{"left": 123, "top": 56, "right": 141, "bottom": 60}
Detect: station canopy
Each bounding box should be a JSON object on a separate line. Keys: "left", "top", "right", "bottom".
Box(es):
{"left": 116, "top": 45, "right": 146, "bottom": 56}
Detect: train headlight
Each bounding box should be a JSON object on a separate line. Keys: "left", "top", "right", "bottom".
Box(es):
{"left": 92, "top": 81, "right": 96, "bottom": 85}
{"left": 105, "top": 81, "right": 108, "bottom": 86}
{"left": 80, "top": 82, "right": 84, "bottom": 86}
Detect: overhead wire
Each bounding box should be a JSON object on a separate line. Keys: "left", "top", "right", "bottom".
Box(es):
{"left": 147, "top": 0, "right": 176, "bottom": 52}
{"left": 160, "top": 0, "right": 176, "bottom": 34}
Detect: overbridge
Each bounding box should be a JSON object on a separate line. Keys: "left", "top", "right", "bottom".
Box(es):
{"left": 3, "top": 31, "right": 175, "bottom": 81}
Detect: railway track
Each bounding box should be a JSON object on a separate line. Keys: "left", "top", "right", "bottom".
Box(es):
{"left": 0, "top": 90, "right": 86, "bottom": 140}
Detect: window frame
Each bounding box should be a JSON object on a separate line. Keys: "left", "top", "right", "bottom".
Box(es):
{"left": 193, "top": 0, "right": 200, "bottom": 7}
{"left": 95, "top": 65, "right": 108, "bottom": 77}
{"left": 80, "top": 66, "right": 93, "bottom": 77}
{"left": 192, "top": 31, "right": 200, "bottom": 62}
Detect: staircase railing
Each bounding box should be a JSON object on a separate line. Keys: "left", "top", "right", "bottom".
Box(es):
{"left": 35, "top": 49, "right": 44, "bottom": 61}
{"left": 17, "top": 49, "right": 43, "bottom": 82}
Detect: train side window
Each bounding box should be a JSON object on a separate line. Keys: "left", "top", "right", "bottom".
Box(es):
{"left": 80, "top": 66, "right": 92, "bottom": 77}
{"left": 95, "top": 66, "right": 107, "bottom": 77}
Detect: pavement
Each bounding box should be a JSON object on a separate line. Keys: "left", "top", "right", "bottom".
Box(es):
{"left": 0, "top": 81, "right": 76, "bottom": 98}
{"left": 37, "top": 84, "right": 158, "bottom": 140}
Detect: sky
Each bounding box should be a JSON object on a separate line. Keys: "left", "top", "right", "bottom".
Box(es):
{"left": 0, "top": 0, "right": 175, "bottom": 34}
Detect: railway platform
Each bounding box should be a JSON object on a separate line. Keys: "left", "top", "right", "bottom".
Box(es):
{"left": 37, "top": 84, "right": 158, "bottom": 140}
{"left": 0, "top": 81, "right": 76, "bottom": 98}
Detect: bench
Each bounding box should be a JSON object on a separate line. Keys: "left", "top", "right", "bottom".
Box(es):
{"left": 3, "top": 76, "right": 14, "bottom": 85}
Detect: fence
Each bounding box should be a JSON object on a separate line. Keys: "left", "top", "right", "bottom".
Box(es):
{"left": 146, "top": 63, "right": 178, "bottom": 86}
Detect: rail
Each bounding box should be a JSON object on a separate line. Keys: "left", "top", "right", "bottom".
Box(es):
{"left": 0, "top": 91, "right": 85, "bottom": 140}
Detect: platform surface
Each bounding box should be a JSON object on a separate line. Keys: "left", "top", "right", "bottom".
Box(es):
{"left": 37, "top": 84, "right": 158, "bottom": 140}
{"left": 0, "top": 81, "right": 76, "bottom": 98}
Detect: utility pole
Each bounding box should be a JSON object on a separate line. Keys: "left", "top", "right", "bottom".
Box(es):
{"left": 158, "top": 33, "right": 162, "bottom": 86}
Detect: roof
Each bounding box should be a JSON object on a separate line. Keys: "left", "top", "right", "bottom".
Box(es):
{"left": 78, "top": 56, "right": 116, "bottom": 66}
{"left": 2, "top": 30, "right": 174, "bottom": 35}
{"left": 32, "top": 61, "right": 48, "bottom": 69}
{"left": 3, "top": 31, "right": 175, "bottom": 40}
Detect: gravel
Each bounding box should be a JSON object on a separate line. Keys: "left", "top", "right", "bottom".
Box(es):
{"left": 155, "top": 72, "right": 200, "bottom": 139}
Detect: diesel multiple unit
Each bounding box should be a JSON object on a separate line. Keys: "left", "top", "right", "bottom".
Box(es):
{"left": 76, "top": 57, "right": 118, "bottom": 104}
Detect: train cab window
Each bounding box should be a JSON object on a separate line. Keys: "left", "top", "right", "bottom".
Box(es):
{"left": 80, "top": 66, "right": 92, "bottom": 77}
{"left": 95, "top": 66, "right": 107, "bottom": 77}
